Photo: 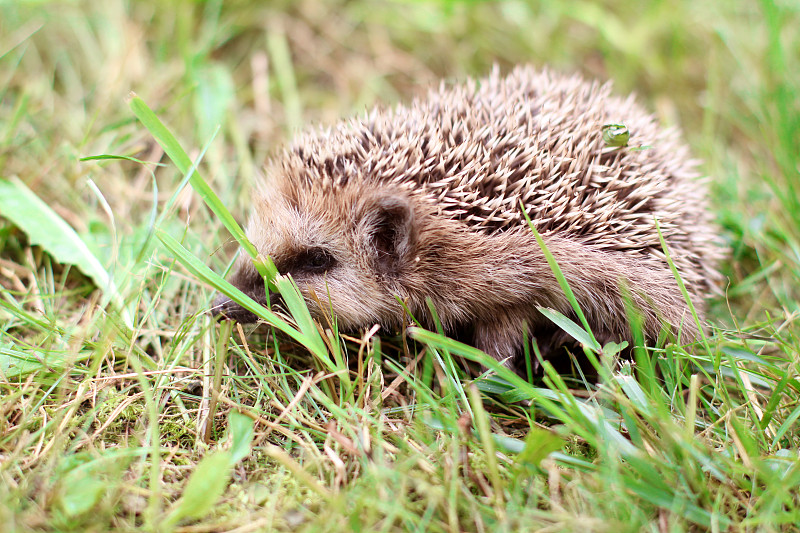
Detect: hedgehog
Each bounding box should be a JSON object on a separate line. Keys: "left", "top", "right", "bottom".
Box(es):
{"left": 214, "top": 66, "right": 722, "bottom": 372}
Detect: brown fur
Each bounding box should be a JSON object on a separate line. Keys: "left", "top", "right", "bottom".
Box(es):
{"left": 215, "top": 66, "right": 723, "bottom": 370}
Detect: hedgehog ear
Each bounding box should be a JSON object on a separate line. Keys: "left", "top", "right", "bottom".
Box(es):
{"left": 364, "top": 193, "right": 416, "bottom": 273}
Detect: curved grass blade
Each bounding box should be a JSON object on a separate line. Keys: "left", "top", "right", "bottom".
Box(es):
{"left": 155, "top": 228, "right": 327, "bottom": 359}
{"left": 0, "top": 176, "right": 132, "bottom": 328}
{"left": 127, "top": 93, "right": 267, "bottom": 276}
{"left": 520, "top": 205, "right": 600, "bottom": 350}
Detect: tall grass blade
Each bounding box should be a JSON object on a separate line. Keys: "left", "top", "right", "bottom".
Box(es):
{"left": 127, "top": 94, "right": 266, "bottom": 273}
{"left": 0, "top": 176, "right": 132, "bottom": 328}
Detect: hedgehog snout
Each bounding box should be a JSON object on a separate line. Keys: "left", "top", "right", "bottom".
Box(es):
{"left": 211, "top": 291, "right": 280, "bottom": 323}
{"left": 211, "top": 293, "right": 257, "bottom": 323}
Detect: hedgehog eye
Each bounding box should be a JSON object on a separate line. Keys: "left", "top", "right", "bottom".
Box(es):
{"left": 295, "top": 248, "right": 336, "bottom": 274}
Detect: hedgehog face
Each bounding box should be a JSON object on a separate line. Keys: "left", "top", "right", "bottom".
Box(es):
{"left": 217, "top": 183, "right": 419, "bottom": 331}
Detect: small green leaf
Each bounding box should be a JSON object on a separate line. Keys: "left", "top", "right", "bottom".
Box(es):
{"left": 602, "top": 340, "right": 628, "bottom": 357}
{"left": 493, "top": 434, "right": 526, "bottom": 454}
{"left": 165, "top": 451, "right": 231, "bottom": 526}
{"left": 614, "top": 372, "right": 652, "bottom": 416}
{"left": 517, "top": 427, "right": 563, "bottom": 467}
{"left": 473, "top": 375, "right": 516, "bottom": 395}
{"left": 59, "top": 470, "right": 106, "bottom": 517}
{"left": 228, "top": 412, "right": 255, "bottom": 465}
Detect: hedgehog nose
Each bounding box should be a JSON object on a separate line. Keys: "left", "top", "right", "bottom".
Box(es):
{"left": 210, "top": 293, "right": 235, "bottom": 317}
{"left": 211, "top": 293, "right": 232, "bottom": 315}
{"left": 210, "top": 294, "right": 258, "bottom": 323}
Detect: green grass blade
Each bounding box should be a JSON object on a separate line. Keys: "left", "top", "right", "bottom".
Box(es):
{"left": 0, "top": 176, "right": 132, "bottom": 328}
{"left": 521, "top": 207, "right": 600, "bottom": 349}
{"left": 654, "top": 218, "right": 710, "bottom": 352}
{"left": 273, "top": 275, "right": 335, "bottom": 371}
{"left": 537, "top": 306, "right": 601, "bottom": 352}
{"left": 79, "top": 154, "right": 167, "bottom": 167}
{"left": 127, "top": 94, "right": 263, "bottom": 269}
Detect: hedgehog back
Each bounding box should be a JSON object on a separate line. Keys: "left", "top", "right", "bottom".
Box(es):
{"left": 268, "top": 67, "right": 721, "bottom": 299}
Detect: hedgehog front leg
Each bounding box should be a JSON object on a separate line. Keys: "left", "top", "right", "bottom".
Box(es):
{"left": 472, "top": 309, "right": 589, "bottom": 376}
{"left": 471, "top": 310, "right": 546, "bottom": 373}
{"left": 473, "top": 320, "right": 522, "bottom": 368}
